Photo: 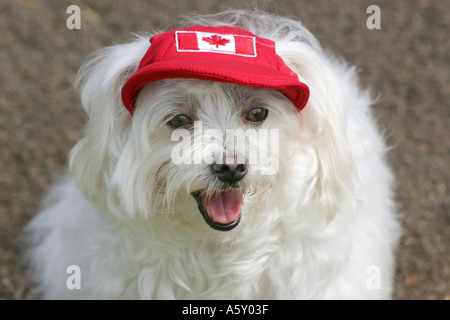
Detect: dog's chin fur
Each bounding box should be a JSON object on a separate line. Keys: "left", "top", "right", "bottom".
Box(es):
{"left": 24, "top": 10, "right": 400, "bottom": 299}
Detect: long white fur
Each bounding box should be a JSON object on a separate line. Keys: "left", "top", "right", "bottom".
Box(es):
{"left": 24, "top": 10, "right": 400, "bottom": 299}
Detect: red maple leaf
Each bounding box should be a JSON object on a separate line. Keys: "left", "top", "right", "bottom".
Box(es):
{"left": 202, "top": 35, "right": 230, "bottom": 48}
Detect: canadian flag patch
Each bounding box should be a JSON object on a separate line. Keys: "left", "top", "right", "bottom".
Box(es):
{"left": 175, "top": 31, "right": 257, "bottom": 57}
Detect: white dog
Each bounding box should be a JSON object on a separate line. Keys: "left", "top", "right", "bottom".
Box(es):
{"left": 25, "top": 11, "right": 400, "bottom": 299}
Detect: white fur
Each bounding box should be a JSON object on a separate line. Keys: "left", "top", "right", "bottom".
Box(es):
{"left": 24, "top": 11, "right": 400, "bottom": 299}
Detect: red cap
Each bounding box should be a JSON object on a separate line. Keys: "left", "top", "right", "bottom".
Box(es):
{"left": 121, "top": 26, "right": 309, "bottom": 115}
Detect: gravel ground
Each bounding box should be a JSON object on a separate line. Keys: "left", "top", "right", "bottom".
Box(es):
{"left": 0, "top": 0, "right": 448, "bottom": 299}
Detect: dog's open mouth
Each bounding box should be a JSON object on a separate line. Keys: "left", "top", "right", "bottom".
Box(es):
{"left": 191, "top": 189, "right": 243, "bottom": 231}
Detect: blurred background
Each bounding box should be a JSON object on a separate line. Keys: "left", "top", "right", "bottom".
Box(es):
{"left": 0, "top": 0, "right": 448, "bottom": 299}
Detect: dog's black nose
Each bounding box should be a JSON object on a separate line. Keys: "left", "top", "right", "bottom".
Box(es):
{"left": 212, "top": 162, "right": 248, "bottom": 185}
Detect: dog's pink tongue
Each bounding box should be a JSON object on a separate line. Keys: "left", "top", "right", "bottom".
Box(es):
{"left": 202, "top": 190, "right": 243, "bottom": 224}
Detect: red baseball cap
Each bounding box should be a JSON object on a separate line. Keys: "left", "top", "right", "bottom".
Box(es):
{"left": 121, "top": 25, "right": 309, "bottom": 115}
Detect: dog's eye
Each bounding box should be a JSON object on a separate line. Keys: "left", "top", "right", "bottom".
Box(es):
{"left": 167, "top": 114, "right": 193, "bottom": 128}
{"left": 246, "top": 108, "right": 268, "bottom": 123}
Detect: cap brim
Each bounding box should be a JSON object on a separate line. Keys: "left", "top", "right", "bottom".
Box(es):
{"left": 121, "top": 59, "right": 309, "bottom": 115}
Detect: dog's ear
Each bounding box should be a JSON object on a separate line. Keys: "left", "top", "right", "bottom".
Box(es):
{"left": 69, "top": 36, "right": 151, "bottom": 207}
{"left": 277, "top": 40, "right": 361, "bottom": 221}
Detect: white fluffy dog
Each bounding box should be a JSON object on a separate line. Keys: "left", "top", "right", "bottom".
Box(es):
{"left": 25, "top": 11, "right": 400, "bottom": 299}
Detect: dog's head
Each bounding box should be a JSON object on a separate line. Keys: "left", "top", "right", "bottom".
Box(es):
{"left": 70, "top": 11, "right": 357, "bottom": 236}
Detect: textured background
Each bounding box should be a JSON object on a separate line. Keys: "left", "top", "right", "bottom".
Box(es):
{"left": 0, "top": 0, "right": 448, "bottom": 299}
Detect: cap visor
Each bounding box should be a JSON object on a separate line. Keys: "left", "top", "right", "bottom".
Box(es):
{"left": 122, "top": 59, "right": 309, "bottom": 113}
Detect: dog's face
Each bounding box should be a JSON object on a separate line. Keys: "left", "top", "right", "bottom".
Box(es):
{"left": 70, "top": 34, "right": 356, "bottom": 238}
{"left": 125, "top": 79, "right": 300, "bottom": 233}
